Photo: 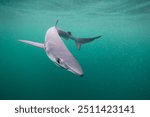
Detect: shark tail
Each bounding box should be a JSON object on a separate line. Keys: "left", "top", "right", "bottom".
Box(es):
{"left": 75, "top": 35, "right": 102, "bottom": 50}
{"left": 19, "top": 40, "right": 44, "bottom": 49}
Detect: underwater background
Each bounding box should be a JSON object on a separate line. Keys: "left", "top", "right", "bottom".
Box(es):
{"left": 0, "top": 0, "right": 150, "bottom": 100}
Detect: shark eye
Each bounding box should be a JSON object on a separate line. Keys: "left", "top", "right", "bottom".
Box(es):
{"left": 56, "top": 58, "right": 61, "bottom": 64}
{"left": 55, "top": 58, "right": 69, "bottom": 70}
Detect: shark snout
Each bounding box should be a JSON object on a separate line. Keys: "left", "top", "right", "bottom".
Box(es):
{"left": 77, "top": 70, "right": 84, "bottom": 77}
{"left": 74, "top": 70, "right": 84, "bottom": 77}
{"left": 68, "top": 66, "right": 84, "bottom": 77}
{"left": 80, "top": 74, "right": 84, "bottom": 77}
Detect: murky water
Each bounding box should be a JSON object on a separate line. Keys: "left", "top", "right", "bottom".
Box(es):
{"left": 0, "top": 0, "right": 150, "bottom": 99}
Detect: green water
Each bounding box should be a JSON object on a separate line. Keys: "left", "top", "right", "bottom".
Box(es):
{"left": 0, "top": 0, "right": 150, "bottom": 100}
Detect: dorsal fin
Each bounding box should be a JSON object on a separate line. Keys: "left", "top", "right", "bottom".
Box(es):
{"left": 55, "top": 19, "right": 59, "bottom": 26}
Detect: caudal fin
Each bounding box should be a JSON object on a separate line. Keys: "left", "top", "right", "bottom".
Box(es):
{"left": 19, "top": 40, "right": 44, "bottom": 49}
{"left": 75, "top": 35, "right": 102, "bottom": 50}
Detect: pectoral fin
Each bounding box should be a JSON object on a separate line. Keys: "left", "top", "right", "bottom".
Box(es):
{"left": 19, "top": 40, "right": 44, "bottom": 49}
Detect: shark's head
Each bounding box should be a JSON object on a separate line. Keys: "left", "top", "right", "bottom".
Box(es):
{"left": 54, "top": 57, "right": 84, "bottom": 77}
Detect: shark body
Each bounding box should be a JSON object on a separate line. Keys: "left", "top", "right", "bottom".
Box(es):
{"left": 19, "top": 21, "right": 101, "bottom": 76}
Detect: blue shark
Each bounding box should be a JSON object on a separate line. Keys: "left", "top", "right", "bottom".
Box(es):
{"left": 19, "top": 20, "right": 101, "bottom": 76}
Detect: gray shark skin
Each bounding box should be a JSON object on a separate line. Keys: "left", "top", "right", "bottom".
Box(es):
{"left": 19, "top": 21, "right": 101, "bottom": 76}
{"left": 56, "top": 28, "right": 101, "bottom": 50}
{"left": 55, "top": 20, "right": 101, "bottom": 50}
